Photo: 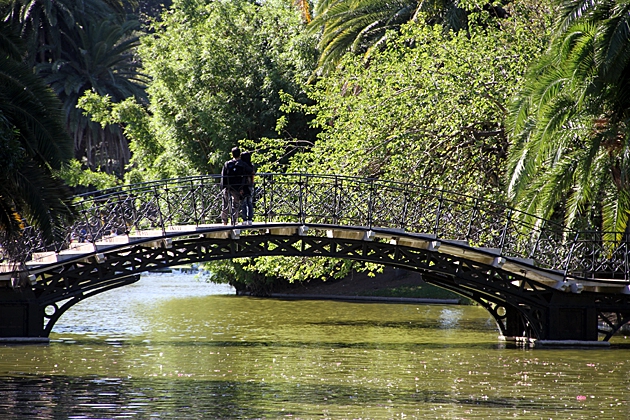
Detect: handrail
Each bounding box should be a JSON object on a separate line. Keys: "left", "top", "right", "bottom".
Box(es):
{"left": 1, "top": 173, "right": 627, "bottom": 281}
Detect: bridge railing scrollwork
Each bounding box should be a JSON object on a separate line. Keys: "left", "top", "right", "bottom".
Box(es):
{"left": 1, "top": 173, "right": 628, "bottom": 282}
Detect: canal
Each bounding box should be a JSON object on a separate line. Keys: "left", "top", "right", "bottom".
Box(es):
{"left": 0, "top": 272, "right": 628, "bottom": 419}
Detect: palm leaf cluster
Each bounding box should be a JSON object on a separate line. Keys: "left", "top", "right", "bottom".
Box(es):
{"left": 307, "top": 0, "right": 467, "bottom": 76}
{"left": 37, "top": 17, "right": 147, "bottom": 175}
{"left": 308, "top": 0, "right": 418, "bottom": 76}
{"left": 0, "top": 22, "right": 75, "bottom": 249}
{"left": 506, "top": 0, "right": 630, "bottom": 238}
{"left": 3, "top": 0, "right": 125, "bottom": 66}
{"left": 3, "top": 0, "right": 147, "bottom": 176}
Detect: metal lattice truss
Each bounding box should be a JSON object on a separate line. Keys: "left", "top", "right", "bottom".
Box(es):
{"left": 26, "top": 230, "right": 565, "bottom": 337}
{"left": 1, "top": 173, "right": 628, "bottom": 342}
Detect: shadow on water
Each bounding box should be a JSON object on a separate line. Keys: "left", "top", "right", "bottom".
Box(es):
{"left": 46, "top": 337, "right": 504, "bottom": 351}
{"left": 0, "top": 374, "right": 581, "bottom": 420}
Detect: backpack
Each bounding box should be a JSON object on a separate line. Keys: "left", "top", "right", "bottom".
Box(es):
{"left": 222, "top": 159, "right": 245, "bottom": 190}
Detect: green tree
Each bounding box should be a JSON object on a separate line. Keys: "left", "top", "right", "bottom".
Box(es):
{"left": 308, "top": 0, "right": 420, "bottom": 76}
{"left": 2, "top": 0, "right": 125, "bottom": 66}
{"left": 128, "top": 0, "right": 318, "bottom": 175}
{"left": 506, "top": 0, "right": 630, "bottom": 239}
{"left": 0, "top": 22, "right": 75, "bottom": 249}
{"left": 307, "top": 0, "right": 509, "bottom": 76}
{"left": 243, "top": 2, "right": 551, "bottom": 286}
{"left": 77, "top": 92, "right": 170, "bottom": 182}
{"left": 3, "top": 0, "right": 147, "bottom": 176}
{"left": 293, "top": 8, "right": 550, "bottom": 193}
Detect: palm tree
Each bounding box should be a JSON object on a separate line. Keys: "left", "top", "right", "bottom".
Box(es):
{"left": 2, "top": 0, "right": 125, "bottom": 66}
{"left": 506, "top": 0, "right": 630, "bottom": 239}
{"left": 36, "top": 15, "right": 148, "bottom": 175}
{"left": 307, "top": 0, "right": 468, "bottom": 76}
{"left": 3, "top": 0, "right": 145, "bottom": 176}
{"left": 0, "top": 22, "right": 75, "bottom": 251}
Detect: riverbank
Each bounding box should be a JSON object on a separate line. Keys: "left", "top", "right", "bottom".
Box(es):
{"left": 269, "top": 267, "right": 470, "bottom": 304}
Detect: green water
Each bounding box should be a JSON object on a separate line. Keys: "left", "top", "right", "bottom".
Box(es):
{"left": 0, "top": 273, "right": 628, "bottom": 419}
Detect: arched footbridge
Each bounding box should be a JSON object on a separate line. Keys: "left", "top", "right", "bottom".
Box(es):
{"left": 1, "top": 174, "right": 630, "bottom": 344}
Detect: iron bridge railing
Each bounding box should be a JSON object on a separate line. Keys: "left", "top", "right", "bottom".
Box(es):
{"left": 2, "top": 173, "right": 629, "bottom": 282}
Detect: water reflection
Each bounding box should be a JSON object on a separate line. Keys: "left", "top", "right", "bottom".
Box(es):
{"left": 0, "top": 273, "right": 628, "bottom": 419}
{"left": 0, "top": 374, "right": 592, "bottom": 419}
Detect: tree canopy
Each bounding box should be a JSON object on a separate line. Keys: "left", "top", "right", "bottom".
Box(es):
{"left": 307, "top": 0, "right": 510, "bottom": 76}
{"left": 3, "top": 0, "right": 148, "bottom": 176}
{"left": 38, "top": 16, "right": 147, "bottom": 176}
{"left": 120, "top": 0, "right": 319, "bottom": 179}
{"left": 263, "top": 3, "right": 552, "bottom": 196}
{"left": 238, "top": 1, "right": 552, "bottom": 287}
{"left": 65, "top": 0, "right": 630, "bottom": 289}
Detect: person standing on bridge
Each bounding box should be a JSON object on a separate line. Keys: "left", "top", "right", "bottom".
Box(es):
{"left": 220, "top": 147, "right": 247, "bottom": 225}
{"left": 240, "top": 151, "right": 255, "bottom": 225}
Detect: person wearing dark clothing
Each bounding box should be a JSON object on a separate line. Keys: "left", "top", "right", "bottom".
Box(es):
{"left": 240, "top": 151, "right": 255, "bottom": 225}
{"left": 220, "top": 147, "right": 247, "bottom": 225}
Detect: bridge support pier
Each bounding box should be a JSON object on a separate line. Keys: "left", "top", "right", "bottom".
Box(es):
{"left": 0, "top": 288, "right": 45, "bottom": 339}
{"left": 547, "top": 306, "right": 598, "bottom": 341}
{"left": 499, "top": 304, "right": 599, "bottom": 343}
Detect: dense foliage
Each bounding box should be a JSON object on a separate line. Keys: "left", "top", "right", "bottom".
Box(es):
{"left": 7, "top": 0, "right": 628, "bottom": 289}
{"left": 0, "top": 21, "right": 75, "bottom": 245}
{"left": 39, "top": 16, "right": 147, "bottom": 176}
{"left": 308, "top": 0, "right": 478, "bottom": 76}
{"left": 236, "top": 1, "right": 553, "bottom": 288}
{"left": 260, "top": 2, "right": 552, "bottom": 195}
{"left": 506, "top": 0, "right": 630, "bottom": 239}
{"left": 131, "top": 0, "right": 318, "bottom": 177}
{"left": 79, "top": 0, "right": 319, "bottom": 183}
{"left": 4, "top": 0, "right": 148, "bottom": 176}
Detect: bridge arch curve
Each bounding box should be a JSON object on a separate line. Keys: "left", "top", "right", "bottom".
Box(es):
{"left": 25, "top": 224, "right": 576, "bottom": 341}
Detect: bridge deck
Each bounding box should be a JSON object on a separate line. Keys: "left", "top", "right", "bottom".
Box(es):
{"left": 2, "top": 223, "right": 627, "bottom": 295}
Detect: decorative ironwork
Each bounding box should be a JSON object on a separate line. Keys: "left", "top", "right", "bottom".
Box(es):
{"left": 27, "top": 231, "right": 560, "bottom": 336}
{"left": 2, "top": 173, "right": 627, "bottom": 283}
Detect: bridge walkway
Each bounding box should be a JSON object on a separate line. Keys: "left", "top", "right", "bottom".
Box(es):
{"left": 3, "top": 223, "right": 627, "bottom": 296}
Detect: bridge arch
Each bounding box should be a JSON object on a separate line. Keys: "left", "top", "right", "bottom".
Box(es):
{"left": 18, "top": 224, "right": 604, "bottom": 342}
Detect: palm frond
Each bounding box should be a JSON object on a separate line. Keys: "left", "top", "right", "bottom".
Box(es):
{"left": 506, "top": 0, "right": 630, "bottom": 233}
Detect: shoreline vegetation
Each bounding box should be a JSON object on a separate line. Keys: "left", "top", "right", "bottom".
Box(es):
{"left": 161, "top": 265, "right": 473, "bottom": 304}
{"left": 247, "top": 267, "right": 474, "bottom": 305}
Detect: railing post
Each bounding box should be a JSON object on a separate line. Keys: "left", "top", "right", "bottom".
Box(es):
{"left": 263, "top": 174, "right": 271, "bottom": 224}
{"left": 401, "top": 189, "right": 409, "bottom": 230}
{"left": 299, "top": 175, "right": 305, "bottom": 224}
{"left": 163, "top": 184, "right": 172, "bottom": 232}
{"left": 527, "top": 220, "right": 546, "bottom": 259}
{"left": 81, "top": 207, "right": 93, "bottom": 245}
{"left": 563, "top": 232, "right": 580, "bottom": 279}
{"left": 367, "top": 178, "right": 375, "bottom": 229}
{"left": 120, "top": 192, "right": 130, "bottom": 235}
{"left": 465, "top": 198, "right": 479, "bottom": 241}
{"left": 191, "top": 179, "right": 199, "bottom": 226}
{"left": 154, "top": 185, "right": 166, "bottom": 235}
{"left": 333, "top": 175, "right": 340, "bottom": 225}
